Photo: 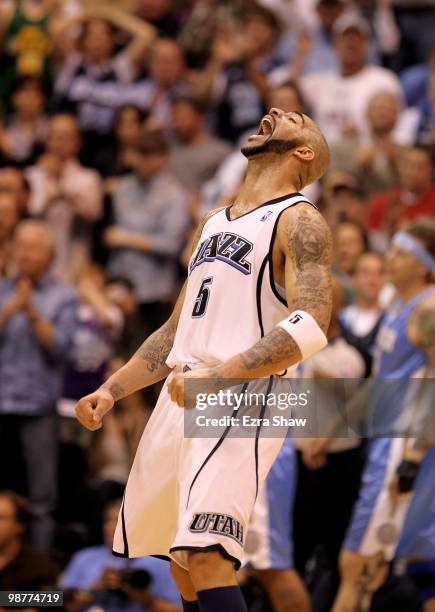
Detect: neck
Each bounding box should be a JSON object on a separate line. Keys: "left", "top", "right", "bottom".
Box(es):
{"left": 372, "top": 129, "right": 393, "bottom": 140}
{"left": 341, "top": 62, "right": 363, "bottom": 77}
{"left": 186, "top": 129, "right": 208, "bottom": 146}
{"left": 88, "top": 56, "right": 108, "bottom": 68}
{"left": 57, "top": 155, "right": 74, "bottom": 165}
{"left": 396, "top": 279, "right": 428, "bottom": 302}
{"left": 234, "top": 157, "right": 300, "bottom": 209}
{"left": 355, "top": 296, "right": 379, "bottom": 310}
{"left": 17, "top": 114, "right": 40, "bottom": 126}
{"left": 0, "top": 539, "right": 21, "bottom": 571}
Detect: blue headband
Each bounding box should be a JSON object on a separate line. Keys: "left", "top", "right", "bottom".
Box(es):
{"left": 393, "top": 231, "right": 435, "bottom": 272}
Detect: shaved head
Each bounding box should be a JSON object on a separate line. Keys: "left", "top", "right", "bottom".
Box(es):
{"left": 298, "top": 119, "right": 330, "bottom": 185}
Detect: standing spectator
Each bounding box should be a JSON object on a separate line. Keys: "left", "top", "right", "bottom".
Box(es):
{"left": 393, "top": 0, "right": 435, "bottom": 70}
{"left": 340, "top": 252, "right": 385, "bottom": 376}
{"left": 0, "top": 76, "right": 47, "bottom": 165}
{"left": 333, "top": 221, "right": 368, "bottom": 301}
{"left": 0, "top": 191, "right": 20, "bottom": 276}
{"left": 70, "top": 38, "right": 191, "bottom": 132}
{"left": 178, "top": 0, "right": 242, "bottom": 69}
{"left": 367, "top": 145, "right": 435, "bottom": 251}
{"left": 415, "top": 72, "right": 435, "bottom": 146}
{"left": 0, "top": 490, "right": 59, "bottom": 591}
{"left": 323, "top": 176, "right": 368, "bottom": 229}
{"left": 355, "top": 0, "right": 401, "bottom": 63}
{"left": 293, "top": 279, "right": 365, "bottom": 611}
{"left": 331, "top": 92, "right": 407, "bottom": 194}
{"left": 400, "top": 48, "right": 435, "bottom": 107}
{"left": 126, "top": 38, "right": 191, "bottom": 128}
{"left": 62, "top": 264, "right": 123, "bottom": 403}
{"left": 105, "top": 276, "right": 142, "bottom": 360}
{"left": 104, "top": 131, "right": 189, "bottom": 338}
{"left": 26, "top": 113, "right": 102, "bottom": 280}
{"left": 197, "top": 5, "right": 283, "bottom": 143}
{"left": 275, "top": 0, "right": 348, "bottom": 77}
{"left": 301, "top": 13, "right": 402, "bottom": 145}
{"left": 0, "top": 166, "right": 30, "bottom": 216}
{"left": 0, "top": 0, "right": 55, "bottom": 109}
{"left": 0, "top": 220, "right": 77, "bottom": 549}
{"left": 169, "top": 95, "right": 232, "bottom": 192}
{"left": 92, "top": 105, "right": 146, "bottom": 180}
{"left": 135, "top": 0, "right": 181, "bottom": 39}
{"left": 53, "top": 5, "right": 155, "bottom": 159}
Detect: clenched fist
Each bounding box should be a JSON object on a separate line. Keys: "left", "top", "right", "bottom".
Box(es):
{"left": 168, "top": 367, "right": 217, "bottom": 407}
{"left": 75, "top": 388, "right": 114, "bottom": 430}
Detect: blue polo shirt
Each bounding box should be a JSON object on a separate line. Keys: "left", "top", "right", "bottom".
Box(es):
{"left": 0, "top": 275, "right": 77, "bottom": 415}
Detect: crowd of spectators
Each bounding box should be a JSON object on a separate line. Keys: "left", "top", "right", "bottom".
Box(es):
{"left": 0, "top": 0, "right": 434, "bottom": 610}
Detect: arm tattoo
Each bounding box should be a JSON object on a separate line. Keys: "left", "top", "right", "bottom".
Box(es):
{"left": 136, "top": 319, "right": 177, "bottom": 373}
{"left": 237, "top": 207, "right": 332, "bottom": 373}
{"left": 239, "top": 327, "right": 299, "bottom": 370}
{"left": 105, "top": 382, "right": 125, "bottom": 401}
{"left": 287, "top": 208, "right": 332, "bottom": 332}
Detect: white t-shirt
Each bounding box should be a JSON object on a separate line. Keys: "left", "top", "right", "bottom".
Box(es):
{"left": 300, "top": 66, "right": 403, "bottom": 145}
{"left": 340, "top": 305, "right": 382, "bottom": 337}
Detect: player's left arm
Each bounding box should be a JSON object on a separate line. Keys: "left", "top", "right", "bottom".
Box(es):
{"left": 218, "top": 203, "right": 332, "bottom": 377}
{"left": 169, "top": 204, "right": 332, "bottom": 405}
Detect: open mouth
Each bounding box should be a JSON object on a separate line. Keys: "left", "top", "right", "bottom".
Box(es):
{"left": 257, "top": 115, "right": 275, "bottom": 136}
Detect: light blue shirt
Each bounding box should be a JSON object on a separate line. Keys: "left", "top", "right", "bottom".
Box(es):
{"left": 0, "top": 275, "right": 77, "bottom": 415}
{"left": 108, "top": 172, "right": 189, "bottom": 303}
{"left": 59, "top": 546, "right": 180, "bottom": 606}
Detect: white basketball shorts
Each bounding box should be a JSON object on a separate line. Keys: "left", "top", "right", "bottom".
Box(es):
{"left": 113, "top": 372, "right": 286, "bottom": 570}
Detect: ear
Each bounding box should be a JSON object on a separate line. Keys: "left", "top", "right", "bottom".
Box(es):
{"left": 293, "top": 146, "right": 315, "bottom": 162}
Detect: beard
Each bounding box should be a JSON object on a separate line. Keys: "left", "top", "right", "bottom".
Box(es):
{"left": 241, "top": 136, "right": 303, "bottom": 159}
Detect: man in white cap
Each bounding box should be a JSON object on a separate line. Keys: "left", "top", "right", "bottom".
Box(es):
{"left": 300, "top": 13, "right": 402, "bottom": 145}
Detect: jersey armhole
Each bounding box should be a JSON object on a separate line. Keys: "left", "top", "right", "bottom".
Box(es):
{"left": 267, "top": 200, "right": 315, "bottom": 307}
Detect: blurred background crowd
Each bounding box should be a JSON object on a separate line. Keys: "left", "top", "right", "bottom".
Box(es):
{"left": 0, "top": 0, "right": 434, "bottom": 610}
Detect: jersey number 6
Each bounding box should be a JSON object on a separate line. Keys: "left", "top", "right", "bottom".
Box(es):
{"left": 192, "top": 277, "right": 213, "bottom": 318}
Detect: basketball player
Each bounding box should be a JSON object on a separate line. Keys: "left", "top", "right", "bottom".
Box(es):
{"left": 75, "top": 107, "right": 332, "bottom": 612}
{"left": 397, "top": 294, "right": 435, "bottom": 612}
{"left": 332, "top": 219, "right": 435, "bottom": 612}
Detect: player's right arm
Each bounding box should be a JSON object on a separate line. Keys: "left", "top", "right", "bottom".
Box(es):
{"left": 75, "top": 209, "right": 222, "bottom": 431}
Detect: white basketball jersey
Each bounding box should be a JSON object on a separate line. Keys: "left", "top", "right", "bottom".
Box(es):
{"left": 166, "top": 193, "right": 315, "bottom": 368}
